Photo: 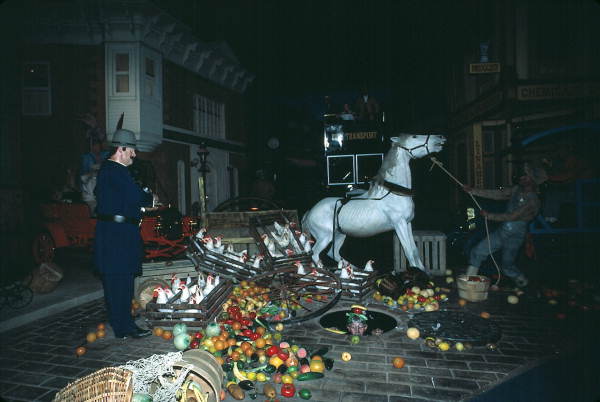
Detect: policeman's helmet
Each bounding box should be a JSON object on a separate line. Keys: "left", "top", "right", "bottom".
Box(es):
{"left": 111, "top": 129, "right": 137, "bottom": 149}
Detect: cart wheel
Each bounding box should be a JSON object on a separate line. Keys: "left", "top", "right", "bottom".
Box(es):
{"left": 32, "top": 232, "right": 55, "bottom": 264}
{"left": 250, "top": 266, "right": 342, "bottom": 324}
{"left": 136, "top": 278, "right": 170, "bottom": 310}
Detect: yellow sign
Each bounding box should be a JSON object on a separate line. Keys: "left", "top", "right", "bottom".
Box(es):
{"left": 517, "top": 82, "right": 600, "bottom": 100}
{"left": 345, "top": 131, "right": 377, "bottom": 141}
{"left": 469, "top": 63, "right": 501, "bottom": 74}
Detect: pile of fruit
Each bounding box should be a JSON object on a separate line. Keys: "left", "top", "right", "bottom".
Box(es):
{"left": 223, "top": 281, "right": 330, "bottom": 322}
{"left": 150, "top": 291, "right": 333, "bottom": 399}
{"left": 372, "top": 284, "right": 448, "bottom": 312}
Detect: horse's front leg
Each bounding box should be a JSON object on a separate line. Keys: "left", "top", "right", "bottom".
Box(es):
{"left": 326, "top": 230, "right": 347, "bottom": 262}
{"left": 394, "top": 221, "right": 425, "bottom": 273}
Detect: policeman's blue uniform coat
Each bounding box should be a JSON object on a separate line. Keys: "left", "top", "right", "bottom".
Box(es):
{"left": 94, "top": 159, "right": 152, "bottom": 337}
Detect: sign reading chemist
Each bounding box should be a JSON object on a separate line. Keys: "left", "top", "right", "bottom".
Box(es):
{"left": 518, "top": 82, "right": 600, "bottom": 101}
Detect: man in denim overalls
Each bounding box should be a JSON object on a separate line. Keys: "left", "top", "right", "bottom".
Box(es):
{"left": 463, "top": 166, "right": 546, "bottom": 288}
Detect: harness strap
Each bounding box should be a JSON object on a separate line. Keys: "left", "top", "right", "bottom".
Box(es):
{"left": 399, "top": 134, "right": 431, "bottom": 159}
{"left": 382, "top": 180, "right": 414, "bottom": 196}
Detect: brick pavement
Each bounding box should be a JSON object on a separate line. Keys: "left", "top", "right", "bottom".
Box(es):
{"left": 0, "top": 287, "right": 586, "bottom": 402}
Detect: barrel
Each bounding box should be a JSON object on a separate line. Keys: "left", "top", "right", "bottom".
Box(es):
{"left": 172, "top": 350, "right": 224, "bottom": 402}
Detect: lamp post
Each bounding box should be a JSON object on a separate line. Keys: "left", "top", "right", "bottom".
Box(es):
{"left": 196, "top": 143, "right": 210, "bottom": 223}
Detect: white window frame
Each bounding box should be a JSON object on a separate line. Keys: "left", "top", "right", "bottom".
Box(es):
{"left": 22, "top": 62, "right": 51, "bottom": 116}
{"left": 193, "top": 95, "right": 225, "bottom": 139}
{"left": 107, "top": 46, "right": 136, "bottom": 98}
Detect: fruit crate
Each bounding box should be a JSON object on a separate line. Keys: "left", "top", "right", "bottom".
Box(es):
{"left": 339, "top": 270, "right": 384, "bottom": 301}
{"left": 144, "top": 279, "right": 232, "bottom": 329}
{"left": 393, "top": 230, "right": 446, "bottom": 276}
{"left": 248, "top": 211, "right": 313, "bottom": 270}
{"left": 186, "top": 237, "right": 263, "bottom": 281}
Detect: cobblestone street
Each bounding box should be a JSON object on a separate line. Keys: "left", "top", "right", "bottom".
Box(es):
{"left": 1, "top": 284, "right": 595, "bottom": 402}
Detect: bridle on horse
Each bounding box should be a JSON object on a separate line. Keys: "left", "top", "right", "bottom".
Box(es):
{"left": 398, "top": 134, "right": 432, "bottom": 159}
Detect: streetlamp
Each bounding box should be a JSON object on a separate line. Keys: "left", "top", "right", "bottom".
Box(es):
{"left": 196, "top": 143, "right": 210, "bottom": 222}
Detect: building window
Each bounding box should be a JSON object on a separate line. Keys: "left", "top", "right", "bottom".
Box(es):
{"left": 22, "top": 62, "right": 51, "bottom": 116}
{"left": 115, "top": 53, "right": 130, "bottom": 93}
{"left": 144, "top": 57, "right": 155, "bottom": 97}
{"left": 193, "top": 95, "right": 225, "bottom": 139}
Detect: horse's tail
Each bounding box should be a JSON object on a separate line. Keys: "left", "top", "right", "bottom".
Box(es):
{"left": 300, "top": 208, "right": 312, "bottom": 238}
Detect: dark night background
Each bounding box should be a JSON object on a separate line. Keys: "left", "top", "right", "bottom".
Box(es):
{"left": 150, "top": 0, "right": 476, "bottom": 223}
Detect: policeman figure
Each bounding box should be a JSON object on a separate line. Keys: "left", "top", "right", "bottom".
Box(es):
{"left": 94, "top": 128, "right": 153, "bottom": 339}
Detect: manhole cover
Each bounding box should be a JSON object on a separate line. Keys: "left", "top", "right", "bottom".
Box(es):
{"left": 408, "top": 310, "right": 501, "bottom": 346}
{"left": 319, "top": 310, "right": 397, "bottom": 335}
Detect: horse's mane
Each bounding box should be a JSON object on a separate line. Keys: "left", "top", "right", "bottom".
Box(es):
{"left": 365, "top": 142, "right": 401, "bottom": 195}
{"left": 373, "top": 142, "right": 401, "bottom": 185}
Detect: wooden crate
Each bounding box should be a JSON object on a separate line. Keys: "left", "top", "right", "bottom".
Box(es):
{"left": 393, "top": 230, "right": 447, "bottom": 276}
{"left": 248, "top": 211, "right": 313, "bottom": 270}
{"left": 205, "top": 210, "right": 299, "bottom": 256}
{"left": 134, "top": 259, "right": 197, "bottom": 304}
{"left": 339, "top": 271, "right": 384, "bottom": 301}
{"left": 144, "top": 279, "right": 232, "bottom": 329}
{"left": 187, "top": 238, "right": 263, "bottom": 281}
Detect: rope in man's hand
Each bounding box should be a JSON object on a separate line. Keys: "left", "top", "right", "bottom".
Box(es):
{"left": 429, "top": 157, "right": 502, "bottom": 286}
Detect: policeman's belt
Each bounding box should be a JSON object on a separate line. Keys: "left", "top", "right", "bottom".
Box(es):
{"left": 97, "top": 214, "right": 140, "bottom": 225}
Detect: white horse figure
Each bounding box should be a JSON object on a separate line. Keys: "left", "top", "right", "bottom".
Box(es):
{"left": 302, "top": 134, "right": 446, "bottom": 274}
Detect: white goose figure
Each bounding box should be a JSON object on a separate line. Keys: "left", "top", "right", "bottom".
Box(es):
{"left": 364, "top": 259, "right": 375, "bottom": 272}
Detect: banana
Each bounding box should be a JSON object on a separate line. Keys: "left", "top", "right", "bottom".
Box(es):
{"left": 324, "top": 327, "right": 347, "bottom": 335}
{"left": 351, "top": 304, "right": 367, "bottom": 310}
{"left": 233, "top": 361, "right": 249, "bottom": 382}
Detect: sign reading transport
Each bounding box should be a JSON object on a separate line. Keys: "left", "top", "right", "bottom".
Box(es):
{"left": 469, "top": 63, "right": 501, "bottom": 74}
{"left": 345, "top": 131, "right": 378, "bottom": 141}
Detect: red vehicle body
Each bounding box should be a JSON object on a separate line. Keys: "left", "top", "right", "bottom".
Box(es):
{"left": 32, "top": 203, "right": 198, "bottom": 264}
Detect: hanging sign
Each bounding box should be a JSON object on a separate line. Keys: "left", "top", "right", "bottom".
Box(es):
{"left": 469, "top": 63, "right": 501, "bottom": 74}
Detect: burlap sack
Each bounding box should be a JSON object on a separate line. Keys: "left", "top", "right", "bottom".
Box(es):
{"left": 29, "top": 262, "right": 64, "bottom": 294}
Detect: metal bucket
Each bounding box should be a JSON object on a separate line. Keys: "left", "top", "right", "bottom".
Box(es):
{"left": 172, "top": 350, "right": 224, "bottom": 402}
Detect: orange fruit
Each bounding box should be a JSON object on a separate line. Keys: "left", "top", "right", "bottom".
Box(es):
{"left": 215, "top": 356, "right": 225, "bottom": 365}
{"left": 232, "top": 322, "right": 242, "bottom": 331}
{"left": 230, "top": 351, "right": 240, "bottom": 361}
{"left": 97, "top": 323, "right": 106, "bottom": 331}
{"left": 153, "top": 327, "right": 164, "bottom": 337}
{"left": 75, "top": 346, "right": 87, "bottom": 356}
{"left": 162, "top": 330, "right": 173, "bottom": 340}
{"left": 256, "top": 327, "right": 266, "bottom": 336}
{"left": 241, "top": 342, "right": 252, "bottom": 352}
{"left": 480, "top": 312, "right": 491, "bottom": 319}
{"left": 458, "top": 299, "right": 467, "bottom": 307}
{"left": 244, "top": 348, "right": 254, "bottom": 358}
{"left": 214, "top": 340, "right": 225, "bottom": 351}
{"left": 220, "top": 331, "right": 229, "bottom": 340}
{"left": 96, "top": 330, "right": 106, "bottom": 338}
{"left": 211, "top": 336, "right": 220, "bottom": 343}
{"left": 392, "top": 357, "right": 405, "bottom": 369}
{"left": 255, "top": 338, "right": 266, "bottom": 348}
{"left": 86, "top": 332, "right": 97, "bottom": 343}
{"left": 227, "top": 338, "right": 236, "bottom": 347}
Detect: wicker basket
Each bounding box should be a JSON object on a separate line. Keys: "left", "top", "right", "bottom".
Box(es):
{"left": 53, "top": 367, "right": 133, "bottom": 402}
{"left": 457, "top": 275, "right": 490, "bottom": 302}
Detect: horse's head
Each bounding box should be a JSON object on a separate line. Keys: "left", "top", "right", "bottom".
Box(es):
{"left": 391, "top": 134, "right": 446, "bottom": 159}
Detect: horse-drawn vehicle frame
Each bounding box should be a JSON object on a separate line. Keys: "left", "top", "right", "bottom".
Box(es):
{"left": 32, "top": 203, "right": 199, "bottom": 264}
